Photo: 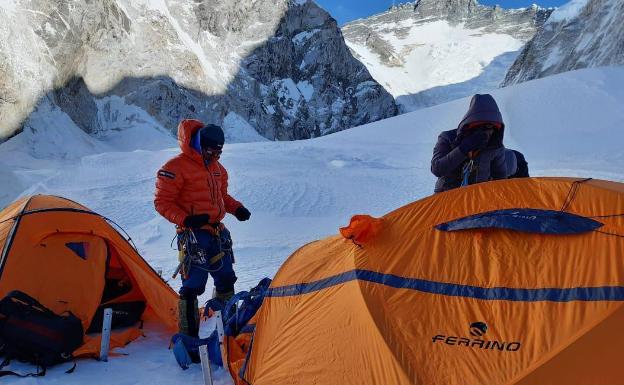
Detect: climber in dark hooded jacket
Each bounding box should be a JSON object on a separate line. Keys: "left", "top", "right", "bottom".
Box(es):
{"left": 431, "top": 94, "right": 508, "bottom": 193}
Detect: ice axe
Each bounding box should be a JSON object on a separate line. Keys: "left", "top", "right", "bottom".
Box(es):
{"left": 171, "top": 260, "right": 184, "bottom": 279}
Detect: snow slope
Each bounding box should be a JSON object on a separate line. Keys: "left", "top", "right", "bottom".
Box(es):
{"left": 341, "top": 2, "right": 551, "bottom": 112}
{"left": 345, "top": 20, "right": 524, "bottom": 111}
{"left": 2, "top": 66, "right": 624, "bottom": 383}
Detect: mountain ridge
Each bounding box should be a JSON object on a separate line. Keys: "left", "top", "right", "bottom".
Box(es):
{"left": 502, "top": 0, "right": 624, "bottom": 86}
{"left": 0, "top": 0, "right": 397, "bottom": 142}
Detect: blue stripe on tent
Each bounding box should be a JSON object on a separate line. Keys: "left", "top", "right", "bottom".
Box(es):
{"left": 266, "top": 269, "right": 624, "bottom": 302}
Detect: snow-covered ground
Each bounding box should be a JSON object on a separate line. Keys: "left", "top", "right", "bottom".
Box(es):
{"left": 345, "top": 20, "right": 525, "bottom": 111}
{"left": 2, "top": 67, "right": 624, "bottom": 383}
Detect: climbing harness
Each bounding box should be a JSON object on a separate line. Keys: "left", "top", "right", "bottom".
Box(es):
{"left": 173, "top": 226, "right": 233, "bottom": 279}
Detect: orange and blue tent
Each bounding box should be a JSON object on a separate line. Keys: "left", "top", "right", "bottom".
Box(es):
{"left": 0, "top": 195, "right": 178, "bottom": 357}
{"left": 232, "top": 177, "right": 624, "bottom": 385}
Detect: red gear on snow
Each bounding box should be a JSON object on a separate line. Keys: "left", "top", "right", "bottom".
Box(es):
{"left": 154, "top": 119, "right": 243, "bottom": 227}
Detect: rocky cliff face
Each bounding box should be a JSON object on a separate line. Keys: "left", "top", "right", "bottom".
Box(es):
{"left": 0, "top": 0, "right": 397, "bottom": 142}
{"left": 502, "top": 0, "right": 624, "bottom": 86}
{"left": 342, "top": 0, "right": 552, "bottom": 111}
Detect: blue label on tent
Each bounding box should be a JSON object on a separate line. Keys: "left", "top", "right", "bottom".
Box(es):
{"left": 435, "top": 208, "right": 603, "bottom": 234}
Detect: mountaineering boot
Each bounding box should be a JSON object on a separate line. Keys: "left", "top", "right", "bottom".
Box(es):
{"left": 205, "top": 290, "right": 235, "bottom": 316}
{"left": 178, "top": 295, "right": 201, "bottom": 363}
{"left": 178, "top": 295, "right": 200, "bottom": 338}
{"left": 216, "top": 289, "right": 234, "bottom": 303}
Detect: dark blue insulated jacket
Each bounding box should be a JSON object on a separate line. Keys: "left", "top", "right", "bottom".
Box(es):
{"left": 431, "top": 94, "right": 508, "bottom": 193}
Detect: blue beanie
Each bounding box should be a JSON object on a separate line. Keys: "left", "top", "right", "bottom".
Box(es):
{"left": 190, "top": 124, "right": 224, "bottom": 153}
{"left": 199, "top": 124, "right": 225, "bottom": 150}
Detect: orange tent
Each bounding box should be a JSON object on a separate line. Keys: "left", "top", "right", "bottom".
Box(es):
{"left": 237, "top": 178, "right": 624, "bottom": 385}
{"left": 0, "top": 195, "right": 178, "bottom": 357}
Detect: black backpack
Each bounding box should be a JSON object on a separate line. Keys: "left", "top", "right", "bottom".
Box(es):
{"left": 0, "top": 291, "right": 84, "bottom": 377}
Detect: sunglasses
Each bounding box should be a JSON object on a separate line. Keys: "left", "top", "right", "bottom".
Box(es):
{"left": 202, "top": 148, "right": 222, "bottom": 158}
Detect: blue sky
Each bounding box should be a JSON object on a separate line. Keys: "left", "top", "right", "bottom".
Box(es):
{"left": 315, "top": 0, "right": 568, "bottom": 25}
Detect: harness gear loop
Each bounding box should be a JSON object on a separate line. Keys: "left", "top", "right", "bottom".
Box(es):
{"left": 209, "top": 252, "right": 225, "bottom": 265}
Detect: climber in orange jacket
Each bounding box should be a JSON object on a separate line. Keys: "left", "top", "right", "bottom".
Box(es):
{"left": 154, "top": 119, "right": 250, "bottom": 338}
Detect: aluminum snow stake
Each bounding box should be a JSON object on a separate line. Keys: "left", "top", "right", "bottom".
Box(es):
{"left": 199, "top": 344, "right": 214, "bottom": 385}
{"left": 214, "top": 310, "right": 226, "bottom": 364}
{"left": 99, "top": 308, "right": 113, "bottom": 362}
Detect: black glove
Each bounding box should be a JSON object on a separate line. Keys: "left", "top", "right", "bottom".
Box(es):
{"left": 459, "top": 130, "right": 490, "bottom": 155}
{"left": 234, "top": 206, "right": 251, "bottom": 221}
{"left": 183, "top": 214, "right": 211, "bottom": 229}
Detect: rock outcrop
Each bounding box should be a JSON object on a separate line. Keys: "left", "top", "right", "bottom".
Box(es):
{"left": 502, "top": 0, "right": 624, "bottom": 86}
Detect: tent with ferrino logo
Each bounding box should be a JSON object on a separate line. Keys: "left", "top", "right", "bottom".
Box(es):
{"left": 0, "top": 195, "right": 178, "bottom": 357}
{"left": 231, "top": 178, "right": 624, "bottom": 385}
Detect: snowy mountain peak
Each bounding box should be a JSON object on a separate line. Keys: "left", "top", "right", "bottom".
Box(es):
{"left": 413, "top": 0, "right": 479, "bottom": 17}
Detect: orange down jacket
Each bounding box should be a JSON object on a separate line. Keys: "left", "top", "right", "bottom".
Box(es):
{"left": 154, "top": 119, "right": 242, "bottom": 227}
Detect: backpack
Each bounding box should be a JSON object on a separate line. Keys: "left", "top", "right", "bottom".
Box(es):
{"left": 0, "top": 291, "right": 84, "bottom": 377}
{"left": 171, "top": 331, "right": 222, "bottom": 369}
{"left": 221, "top": 277, "right": 272, "bottom": 337}
{"left": 510, "top": 150, "right": 530, "bottom": 178}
